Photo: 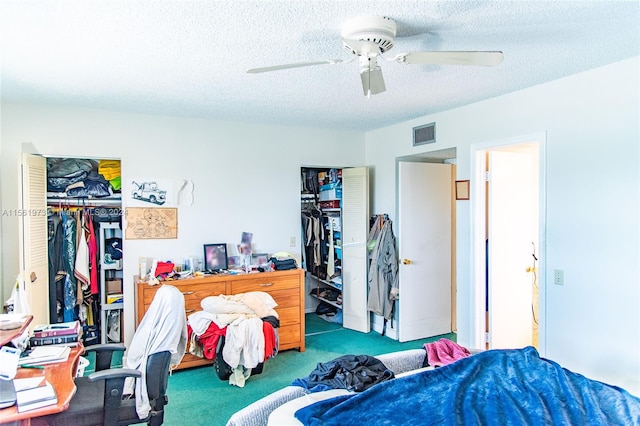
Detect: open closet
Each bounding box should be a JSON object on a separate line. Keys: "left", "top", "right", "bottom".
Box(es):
{"left": 301, "top": 168, "right": 343, "bottom": 322}
{"left": 300, "top": 166, "right": 370, "bottom": 333}
{"left": 45, "top": 157, "right": 123, "bottom": 344}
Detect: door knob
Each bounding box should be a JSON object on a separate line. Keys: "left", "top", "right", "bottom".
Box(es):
{"left": 402, "top": 259, "right": 412, "bottom": 265}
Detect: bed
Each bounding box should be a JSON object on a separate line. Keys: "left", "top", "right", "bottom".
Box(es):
{"left": 227, "top": 346, "right": 640, "bottom": 426}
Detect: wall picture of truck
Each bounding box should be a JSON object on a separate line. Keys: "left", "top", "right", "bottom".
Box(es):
{"left": 131, "top": 180, "right": 167, "bottom": 205}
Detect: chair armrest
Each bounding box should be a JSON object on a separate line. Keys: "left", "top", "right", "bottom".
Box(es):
{"left": 85, "top": 368, "right": 142, "bottom": 426}
{"left": 84, "top": 344, "right": 126, "bottom": 372}
{"left": 87, "top": 368, "right": 141, "bottom": 382}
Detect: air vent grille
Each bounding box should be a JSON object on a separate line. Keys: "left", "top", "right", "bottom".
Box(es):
{"left": 413, "top": 122, "right": 436, "bottom": 146}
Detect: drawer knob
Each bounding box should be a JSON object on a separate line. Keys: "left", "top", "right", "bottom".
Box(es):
{"left": 182, "top": 291, "right": 195, "bottom": 295}
{"left": 259, "top": 283, "right": 274, "bottom": 287}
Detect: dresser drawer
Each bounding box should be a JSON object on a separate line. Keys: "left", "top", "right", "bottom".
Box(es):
{"left": 179, "top": 281, "right": 227, "bottom": 308}
{"left": 177, "top": 352, "right": 212, "bottom": 370}
{"left": 230, "top": 274, "right": 300, "bottom": 294}
{"left": 275, "top": 305, "right": 300, "bottom": 327}
{"left": 278, "top": 324, "right": 301, "bottom": 349}
{"left": 269, "top": 288, "right": 301, "bottom": 308}
{"left": 140, "top": 282, "right": 227, "bottom": 316}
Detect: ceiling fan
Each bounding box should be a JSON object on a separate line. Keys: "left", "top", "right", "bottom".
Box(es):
{"left": 247, "top": 16, "right": 504, "bottom": 97}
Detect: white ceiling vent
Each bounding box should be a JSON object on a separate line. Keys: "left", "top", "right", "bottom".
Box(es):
{"left": 413, "top": 122, "right": 436, "bottom": 146}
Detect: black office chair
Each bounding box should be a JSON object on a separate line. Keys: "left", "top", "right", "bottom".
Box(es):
{"left": 39, "top": 285, "right": 186, "bottom": 426}
{"left": 39, "top": 348, "right": 170, "bottom": 425}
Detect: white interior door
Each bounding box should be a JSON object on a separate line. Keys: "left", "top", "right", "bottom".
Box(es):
{"left": 18, "top": 153, "right": 49, "bottom": 328}
{"left": 398, "top": 162, "right": 452, "bottom": 342}
{"left": 341, "top": 167, "right": 370, "bottom": 333}
{"left": 488, "top": 149, "right": 538, "bottom": 349}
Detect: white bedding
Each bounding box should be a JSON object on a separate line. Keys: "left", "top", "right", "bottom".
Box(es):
{"left": 267, "top": 365, "right": 435, "bottom": 425}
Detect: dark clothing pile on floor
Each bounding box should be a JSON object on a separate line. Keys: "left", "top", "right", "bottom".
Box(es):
{"left": 292, "top": 354, "right": 395, "bottom": 393}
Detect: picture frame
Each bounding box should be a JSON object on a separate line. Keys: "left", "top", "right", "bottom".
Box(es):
{"left": 125, "top": 207, "right": 178, "bottom": 239}
{"left": 227, "top": 255, "right": 240, "bottom": 269}
{"left": 455, "top": 180, "right": 470, "bottom": 200}
{"left": 251, "top": 253, "right": 269, "bottom": 266}
{"left": 203, "top": 243, "right": 228, "bottom": 272}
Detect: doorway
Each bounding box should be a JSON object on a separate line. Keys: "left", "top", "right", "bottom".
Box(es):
{"left": 470, "top": 133, "right": 546, "bottom": 352}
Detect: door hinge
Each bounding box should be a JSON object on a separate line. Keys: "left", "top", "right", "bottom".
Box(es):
{"left": 483, "top": 171, "right": 490, "bottom": 182}
{"left": 484, "top": 332, "right": 490, "bottom": 343}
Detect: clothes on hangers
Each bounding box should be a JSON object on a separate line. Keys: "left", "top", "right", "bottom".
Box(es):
{"left": 301, "top": 207, "right": 327, "bottom": 275}
{"left": 367, "top": 215, "right": 399, "bottom": 322}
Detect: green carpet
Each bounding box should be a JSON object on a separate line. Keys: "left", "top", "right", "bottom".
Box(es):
{"left": 164, "top": 314, "right": 455, "bottom": 425}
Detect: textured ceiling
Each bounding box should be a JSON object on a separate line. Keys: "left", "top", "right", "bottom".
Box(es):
{"left": 1, "top": 1, "right": 639, "bottom": 131}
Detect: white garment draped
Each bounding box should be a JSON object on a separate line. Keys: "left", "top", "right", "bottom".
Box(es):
{"left": 124, "top": 285, "right": 187, "bottom": 420}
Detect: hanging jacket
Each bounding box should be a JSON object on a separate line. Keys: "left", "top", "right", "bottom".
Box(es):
{"left": 86, "top": 212, "right": 99, "bottom": 295}
{"left": 367, "top": 220, "right": 399, "bottom": 320}
{"left": 61, "top": 211, "right": 78, "bottom": 321}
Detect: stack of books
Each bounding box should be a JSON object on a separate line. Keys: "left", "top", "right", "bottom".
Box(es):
{"left": 29, "top": 321, "right": 82, "bottom": 347}
{"left": 19, "top": 345, "right": 71, "bottom": 367}
{"left": 15, "top": 380, "right": 57, "bottom": 412}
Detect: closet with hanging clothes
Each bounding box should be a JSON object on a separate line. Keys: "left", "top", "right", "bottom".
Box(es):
{"left": 300, "top": 166, "right": 370, "bottom": 333}
{"left": 301, "top": 167, "right": 341, "bottom": 322}
{"left": 46, "top": 157, "right": 122, "bottom": 345}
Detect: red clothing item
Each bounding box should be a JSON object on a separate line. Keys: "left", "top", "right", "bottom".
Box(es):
{"left": 87, "top": 213, "right": 99, "bottom": 294}
{"left": 263, "top": 321, "right": 276, "bottom": 361}
{"left": 198, "top": 322, "right": 227, "bottom": 360}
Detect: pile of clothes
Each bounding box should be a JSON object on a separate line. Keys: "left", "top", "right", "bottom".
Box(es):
{"left": 293, "top": 354, "right": 395, "bottom": 393}
{"left": 47, "top": 158, "right": 121, "bottom": 198}
{"left": 186, "top": 291, "right": 280, "bottom": 387}
{"left": 269, "top": 256, "right": 298, "bottom": 271}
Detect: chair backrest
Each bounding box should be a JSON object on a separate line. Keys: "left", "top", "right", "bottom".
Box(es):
{"left": 146, "top": 351, "right": 171, "bottom": 401}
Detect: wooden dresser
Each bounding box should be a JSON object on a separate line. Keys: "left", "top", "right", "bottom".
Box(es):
{"left": 136, "top": 268, "right": 305, "bottom": 369}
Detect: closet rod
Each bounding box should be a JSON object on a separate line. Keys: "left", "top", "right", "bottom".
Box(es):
{"left": 47, "top": 197, "right": 122, "bottom": 207}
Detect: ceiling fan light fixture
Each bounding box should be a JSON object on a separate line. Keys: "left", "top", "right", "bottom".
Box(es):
{"left": 360, "top": 63, "right": 385, "bottom": 97}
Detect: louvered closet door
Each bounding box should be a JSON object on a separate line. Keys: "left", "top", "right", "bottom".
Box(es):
{"left": 341, "top": 167, "right": 370, "bottom": 333}
{"left": 19, "top": 153, "right": 50, "bottom": 327}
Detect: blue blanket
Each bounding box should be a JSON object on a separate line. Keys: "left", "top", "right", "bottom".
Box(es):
{"left": 295, "top": 347, "right": 640, "bottom": 426}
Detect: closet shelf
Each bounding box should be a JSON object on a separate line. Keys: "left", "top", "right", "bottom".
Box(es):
{"left": 102, "top": 302, "right": 123, "bottom": 311}
{"left": 101, "top": 264, "right": 122, "bottom": 271}
{"left": 309, "top": 274, "right": 342, "bottom": 291}
{"left": 310, "top": 294, "right": 342, "bottom": 310}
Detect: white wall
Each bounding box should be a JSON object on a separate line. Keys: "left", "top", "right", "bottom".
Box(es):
{"left": 0, "top": 105, "right": 365, "bottom": 345}
{"left": 365, "top": 57, "right": 640, "bottom": 394}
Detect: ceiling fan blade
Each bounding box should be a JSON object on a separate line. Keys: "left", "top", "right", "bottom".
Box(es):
{"left": 247, "top": 59, "right": 344, "bottom": 74}
{"left": 360, "top": 65, "right": 385, "bottom": 97}
{"left": 396, "top": 51, "right": 504, "bottom": 66}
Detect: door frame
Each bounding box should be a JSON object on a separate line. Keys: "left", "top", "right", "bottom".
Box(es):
{"left": 469, "top": 132, "right": 547, "bottom": 355}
